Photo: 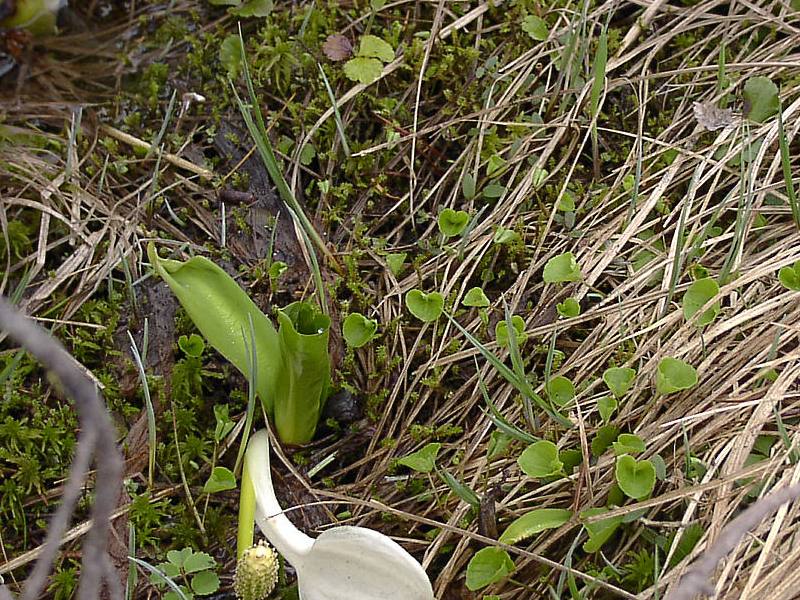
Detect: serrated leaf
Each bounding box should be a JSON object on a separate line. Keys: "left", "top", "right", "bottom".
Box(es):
{"left": 357, "top": 35, "right": 394, "bottom": 62}
{"left": 167, "top": 548, "right": 192, "bottom": 569}
{"left": 343, "top": 56, "right": 383, "bottom": 84}
{"left": 190, "top": 571, "right": 220, "bottom": 595}
{"left": 499, "top": 508, "right": 571, "bottom": 544}
{"left": 521, "top": 15, "right": 549, "bottom": 41}
{"left": 183, "top": 552, "right": 216, "bottom": 574}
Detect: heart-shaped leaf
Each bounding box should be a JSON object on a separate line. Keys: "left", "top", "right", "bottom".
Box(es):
{"left": 517, "top": 440, "right": 563, "bottom": 478}
{"left": 397, "top": 442, "right": 441, "bottom": 473}
{"left": 178, "top": 333, "right": 205, "bottom": 358}
{"left": 463, "top": 286, "right": 490, "bottom": 308}
{"left": 495, "top": 315, "right": 526, "bottom": 348}
{"left": 656, "top": 357, "right": 698, "bottom": 395}
{"left": 465, "top": 547, "right": 515, "bottom": 591}
{"left": 438, "top": 208, "right": 470, "bottom": 237}
{"left": 612, "top": 433, "right": 646, "bottom": 456}
{"left": 581, "top": 508, "right": 623, "bottom": 552}
{"left": 743, "top": 76, "right": 779, "bottom": 123}
{"left": 615, "top": 455, "right": 656, "bottom": 500}
{"left": 602, "top": 367, "right": 636, "bottom": 398}
{"left": 597, "top": 396, "right": 617, "bottom": 424}
{"left": 405, "top": 290, "right": 444, "bottom": 322}
{"left": 202, "top": 466, "right": 237, "bottom": 494}
{"left": 499, "top": 508, "right": 572, "bottom": 544}
{"left": 683, "top": 277, "right": 720, "bottom": 326}
{"left": 779, "top": 261, "right": 800, "bottom": 291}
{"left": 547, "top": 375, "right": 575, "bottom": 407}
{"left": 342, "top": 312, "right": 378, "bottom": 348}
{"left": 556, "top": 297, "right": 580, "bottom": 318}
{"left": 543, "top": 252, "right": 582, "bottom": 283}
{"left": 385, "top": 252, "right": 407, "bottom": 276}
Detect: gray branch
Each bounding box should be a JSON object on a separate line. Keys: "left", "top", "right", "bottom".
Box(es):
{"left": 0, "top": 296, "right": 124, "bottom": 600}
{"left": 667, "top": 482, "right": 800, "bottom": 600}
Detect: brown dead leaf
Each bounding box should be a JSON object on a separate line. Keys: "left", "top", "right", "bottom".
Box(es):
{"left": 323, "top": 34, "right": 353, "bottom": 61}
{"left": 693, "top": 101, "right": 737, "bottom": 131}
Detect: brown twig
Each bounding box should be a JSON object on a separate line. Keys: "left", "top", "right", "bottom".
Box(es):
{"left": 667, "top": 483, "right": 800, "bottom": 600}
{"left": 0, "top": 296, "right": 124, "bottom": 600}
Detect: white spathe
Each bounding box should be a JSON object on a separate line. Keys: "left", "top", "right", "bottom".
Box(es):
{"left": 245, "top": 430, "right": 435, "bottom": 600}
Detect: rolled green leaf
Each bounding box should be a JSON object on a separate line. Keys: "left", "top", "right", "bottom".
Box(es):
{"left": 148, "top": 244, "right": 331, "bottom": 444}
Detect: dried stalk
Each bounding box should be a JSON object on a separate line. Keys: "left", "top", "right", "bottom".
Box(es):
{"left": 0, "top": 296, "right": 124, "bottom": 600}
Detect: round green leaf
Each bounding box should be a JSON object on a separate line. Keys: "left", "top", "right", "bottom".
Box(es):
{"left": 465, "top": 547, "right": 515, "bottom": 591}
{"left": 615, "top": 455, "right": 656, "bottom": 500}
{"left": 405, "top": 290, "right": 444, "bottom": 322}
{"left": 521, "top": 15, "right": 549, "bottom": 41}
{"left": 463, "top": 286, "right": 490, "bottom": 308}
{"left": 556, "top": 297, "right": 580, "bottom": 318}
{"left": 547, "top": 375, "right": 575, "bottom": 407}
{"left": 517, "top": 440, "right": 563, "bottom": 478}
{"left": 495, "top": 315, "right": 526, "bottom": 348}
{"left": 202, "top": 466, "right": 237, "bottom": 494}
{"left": 683, "top": 277, "right": 720, "bottom": 326}
{"left": 438, "top": 208, "right": 470, "bottom": 237}
{"left": 343, "top": 56, "right": 383, "bottom": 84}
{"left": 219, "top": 35, "right": 243, "bottom": 78}
{"left": 779, "top": 261, "right": 800, "bottom": 291}
{"left": 602, "top": 367, "right": 636, "bottom": 398}
{"left": 543, "top": 252, "right": 582, "bottom": 283}
{"left": 397, "top": 442, "right": 441, "bottom": 473}
{"left": 612, "top": 433, "right": 646, "bottom": 456}
{"left": 183, "top": 551, "right": 216, "bottom": 574}
{"left": 190, "top": 570, "right": 220, "bottom": 595}
{"left": 656, "top": 357, "right": 698, "bottom": 395}
{"left": 499, "top": 508, "right": 572, "bottom": 544}
{"left": 743, "top": 76, "right": 779, "bottom": 123}
{"left": 342, "top": 312, "right": 378, "bottom": 348}
{"left": 357, "top": 34, "right": 394, "bottom": 62}
{"left": 597, "top": 396, "right": 617, "bottom": 424}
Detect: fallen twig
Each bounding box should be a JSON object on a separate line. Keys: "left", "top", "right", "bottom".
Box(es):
{"left": 0, "top": 296, "right": 124, "bottom": 600}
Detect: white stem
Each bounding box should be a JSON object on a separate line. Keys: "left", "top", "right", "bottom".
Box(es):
{"left": 245, "top": 430, "right": 314, "bottom": 568}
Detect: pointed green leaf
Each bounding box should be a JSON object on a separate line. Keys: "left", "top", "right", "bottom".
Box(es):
{"left": 466, "top": 548, "right": 515, "bottom": 591}
{"left": 499, "top": 508, "right": 572, "bottom": 544}
{"left": 398, "top": 442, "right": 441, "bottom": 473}
{"left": 202, "top": 467, "right": 237, "bottom": 494}
{"left": 463, "top": 287, "right": 490, "bottom": 308}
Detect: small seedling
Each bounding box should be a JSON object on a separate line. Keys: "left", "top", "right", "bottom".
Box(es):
{"left": 344, "top": 34, "right": 395, "bottom": 84}
{"left": 405, "top": 290, "right": 444, "bottom": 322}
{"left": 397, "top": 443, "right": 441, "bottom": 473}
{"left": 615, "top": 455, "right": 656, "bottom": 500}
{"left": 465, "top": 547, "right": 515, "bottom": 591}
{"left": 597, "top": 396, "right": 617, "bottom": 423}
{"left": 547, "top": 375, "right": 575, "bottom": 408}
{"left": 556, "top": 297, "right": 580, "bottom": 318}
{"left": 543, "top": 252, "right": 582, "bottom": 283}
{"left": 463, "top": 287, "right": 490, "bottom": 308}
{"left": 385, "top": 252, "right": 407, "bottom": 276}
{"left": 342, "top": 312, "right": 378, "bottom": 348}
{"left": 602, "top": 367, "right": 636, "bottom": 398}
{"left": 779, "top": 261, "right": 800, "bottom": 291}
{"left": 518, "top": 440, "right": 564, "bottom": 478}
{"left": 495, "top": 315, "right": 526, "bottom": 348}
{"left": 437, "top": 208, "right": 470, "bottom": 237}
{"left": 656, "top": 357, "right": 698, "bottom": 395}
{"left": 683, "top": 277, "right": 720, "bottom": 325}
{"left": 178, "top": 334, "right": 205, "bottom": 358}
{"left": 149, "top": 548, "right": 220, "bottom": 600}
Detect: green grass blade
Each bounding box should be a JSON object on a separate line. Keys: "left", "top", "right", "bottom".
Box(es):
{"left": 127, "top": 329, "right": 156, "bottom": 489}
{"left": 778, "top": 101, "right": 799, "bottom": 229}
{"left": 317, "top": 62, "right": 351, "bottom": 158}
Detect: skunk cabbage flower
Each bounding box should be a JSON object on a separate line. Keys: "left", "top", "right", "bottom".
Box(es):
{"left": 241, "top": 430, "right": 434, "bottom": 600}
{"left": 235, "top": 540, "right": 279, "bottom": 600}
